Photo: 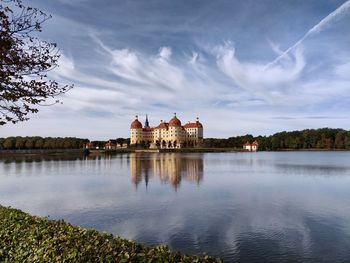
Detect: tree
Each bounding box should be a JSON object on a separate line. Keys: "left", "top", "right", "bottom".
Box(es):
{"left": 3, "top": 137, "right": 14, "bottom": 149}
{"left": 63, "top": 139, "right": 72, "bottom": 149}
{"left": 0, "top": 0, "right": 72, "bottom": 125}
{"left": 15, "top": 136, "right": 23, "bottom": 149}
{"left": 345, "top": 132, "right": 350, "bottom": 150}
{"left": 116, "top": 138, "right": 124, "bottom": 148}
{"left": 335, "top": 131, "right": 345, "bottom": 149}
{"left": 25, "top": 137, "right": 34, "bottom": 149}
{"left": 43, "top": 138, "right": 52, "bottom": 149}
{"left": 34, "top": 137, "right": 44, "bottom": 149}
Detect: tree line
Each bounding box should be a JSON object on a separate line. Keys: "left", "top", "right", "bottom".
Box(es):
{"left": 0, "top": 137, "right": 132, "bottom": 150}
{"left": 203, "top": 128, "right": 350, "bottom": 150}
{"left": 0, "top": 137, "right": 89, "bottom": 150}
{"left": 2, "top": 128, "right": 350, "bottom": 151}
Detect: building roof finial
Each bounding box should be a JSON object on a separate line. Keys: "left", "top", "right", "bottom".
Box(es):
{"left": 135, "top": 115, "right": 138, "bottom": 119}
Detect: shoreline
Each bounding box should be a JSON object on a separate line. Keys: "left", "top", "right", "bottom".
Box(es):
{"left": 0, "top": 148, "right": 349, "bottom": 157}
{"left": 0, "top": 205, "right": 221, "bottom": 262}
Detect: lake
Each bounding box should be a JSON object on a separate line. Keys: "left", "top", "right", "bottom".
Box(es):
{"left": 1, "top": 152, "right": 350, "bottom": 262}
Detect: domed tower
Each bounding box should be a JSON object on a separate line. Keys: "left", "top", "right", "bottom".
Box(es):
{"left": 169, "top": 112, "right": 181, "bottom": 127}
{"left": 168, "top": 113, "right": 183, "bottom": 148}
{"left": 130, "top": 115, "right": 143, "bottom": 145}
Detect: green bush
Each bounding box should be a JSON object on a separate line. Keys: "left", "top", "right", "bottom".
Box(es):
{"left": 0, "top": 206, "right": 222, "bottom": 262}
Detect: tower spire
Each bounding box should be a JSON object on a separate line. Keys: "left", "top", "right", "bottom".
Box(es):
{"left": 145, "top": 114, "right": 150, "bottom": 128}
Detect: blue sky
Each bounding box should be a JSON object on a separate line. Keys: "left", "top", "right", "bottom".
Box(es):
{"left": 2, "top": 0, "right": 350, "bottom": 139}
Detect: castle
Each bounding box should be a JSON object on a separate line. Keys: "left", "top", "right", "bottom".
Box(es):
{"left": 130, "top": 113, "right": 203, "bottom": 148}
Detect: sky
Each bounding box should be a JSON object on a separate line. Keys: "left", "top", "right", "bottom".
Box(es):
{"left": 2, "top": 0, "right": 350, "bottom": 139}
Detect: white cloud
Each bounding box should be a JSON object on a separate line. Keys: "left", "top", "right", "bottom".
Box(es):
{"left": 188, "top": 52, "right": 199, "bottom": 65}
{"left": 215, "top": 41, "right": 305, "bottom": 103}
{"left": 94, "top": 41, "right": 184, "bottom": 96}
{"left": 335, "top": 62, "right": 350, "bottom": 80}
{"left": 6, "top": 40, "right": 348, "bottom": 139}
{"left": 158, "top": 46, "right": 172, "bottom": 60}
{"left": 3, "top": 20, "right": 350, "bottom": 140}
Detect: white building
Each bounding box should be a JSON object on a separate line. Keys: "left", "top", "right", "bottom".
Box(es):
{"left": 243, "top": 140, "right": 259, "bottom": 152}
{"left": 130, "top": 113, "right": 203, "bottom": 148}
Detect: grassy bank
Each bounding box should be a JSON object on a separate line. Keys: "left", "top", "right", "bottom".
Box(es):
{"left": 0, "top": 206, "right": 222, "bottom": 262}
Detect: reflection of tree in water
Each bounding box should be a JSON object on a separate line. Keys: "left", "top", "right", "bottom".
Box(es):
{"left": 2, "top": 155, "right": 86, "bottom": 164}
{"left": 130, "top": 153, "right": 203, "bottom": 190}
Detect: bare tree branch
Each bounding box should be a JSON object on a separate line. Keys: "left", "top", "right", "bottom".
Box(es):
{"left": 0, "top": 0, "right": 73, "bottom": 125}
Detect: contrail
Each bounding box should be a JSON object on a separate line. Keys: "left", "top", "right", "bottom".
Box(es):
{"left": 264, "top": 0, "right": 350, "bottom": 69}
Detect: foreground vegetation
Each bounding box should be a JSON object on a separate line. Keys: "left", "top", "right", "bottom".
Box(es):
{"left": 0, "top": 206, "right": 221, "bottom": 262}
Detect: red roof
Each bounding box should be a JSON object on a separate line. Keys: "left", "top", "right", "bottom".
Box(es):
{"left": 183, "top": 121, "right": 203, "bottom": 129}
{"left": 244, "top": 141, "right": 259, "bottom": 146}
{"left": 155, "top": 122, "right": 169, "bottom": 129}
{"left": 169, "top": 116, "right": 181, "bottom": 127}
{"left": 131, "top": 114, "right": 203, "bottom": 130}
{"left": 130, "top": 118, "right": 142, "bottom": 129}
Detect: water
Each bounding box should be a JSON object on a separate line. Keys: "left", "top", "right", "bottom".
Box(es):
{"left": 1, "top": 152, "right": 350, "bottom": 262}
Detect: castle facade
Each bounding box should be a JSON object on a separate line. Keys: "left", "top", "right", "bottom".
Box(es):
{"left": 130, "top": 113, "right": 203, "bottom": 148}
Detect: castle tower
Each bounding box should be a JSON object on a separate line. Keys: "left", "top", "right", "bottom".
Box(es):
{"left": 130, "top": 115, "right": 143, "bottom": 144}
{"left": 145, "top": 114, "right": 150, "bottom": 128}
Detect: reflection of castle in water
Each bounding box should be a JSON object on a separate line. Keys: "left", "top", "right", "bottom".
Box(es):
{"left": 130, "top": 153, "right": 203, "bottom": 189}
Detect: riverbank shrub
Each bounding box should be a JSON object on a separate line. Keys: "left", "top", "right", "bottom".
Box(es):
{"left": 0, "top": 206, "right": 222, "bottom": 262}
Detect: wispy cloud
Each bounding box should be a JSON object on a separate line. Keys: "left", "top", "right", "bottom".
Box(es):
{"left": 273, "top": 116, "right": 348, "bottom": 120}
{"left": 266, "top": 0, "right": 350, "bottom": 68}
{"left": 335, "top": 62, "right": 350, "bottom": 80}
{"left": 214, "top": 41, "right": 305, "bottom": 103}
{"left": 2, "top": 0, "right": 350, "bottom": 139}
